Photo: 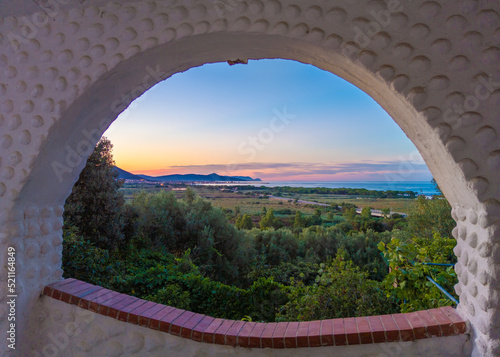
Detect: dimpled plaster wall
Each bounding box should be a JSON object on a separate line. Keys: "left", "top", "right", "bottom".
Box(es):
{"left": 0, "top": 0, "right": 499, "bottom": 356}
{"left": 31, "top": 296, "right": 471, "bottom": 357}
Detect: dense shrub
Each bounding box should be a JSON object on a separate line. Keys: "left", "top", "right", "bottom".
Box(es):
{"left": 298, "top": 226, "right": 337, "bottom": 263}
{"left": 62, "top": 227, "right": 115, "bottom": 286}
{"left": 129, "top": 189, "right": 252, "bottom": 285}
{"left": 277, "top": 252, "right": 399, "bottom": 321}
{"left": 406, "top": 195, "right": 454, "bottom": 240}
{"left": 336, "top": 230, "right": 392, "bottom": 281}
{"left": 379, "top": 231, "right": 457, "bottom": 312}
{"left": 247, "top": 260, "right": 319, "bottom": 286}
{"left": 250, "top": 228, "right": 299, "bottom": 265}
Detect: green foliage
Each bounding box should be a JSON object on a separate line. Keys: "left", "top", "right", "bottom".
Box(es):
{"left": 377, "top": 188, "right": 457, "bottom": 312}
{"left": 247, "top": 277, "right": 290, "bottom": 322}
{"left": 292, "top": 209, "right": 323, "bottom": 229}
{"left": 148, "top": 274, "right": 288, "bottom": 322}
{"left": 130, "top": 190, "right": 184, "bottom": 252}
{"left": 382, "top": 214, "right": 408, "bottom": 232}
{"left": 293, "top": 211, "right": 306, "bottom": 229}
{"left": 63, "top": 137, "right": 126, "bottom": 251}
{"left": 251, "top": 228, "right": 299, "bottom": 265}
{"left": 129, "top": 190, "right": 251, "bottom": 285}
{"left": 274, "top": 208, "right": 292, "bottom": 215}
{"left": 247, "top": 261, "right": 319, "bottom": 286}
{"left": 158, "top": 274, "right": 251, "bottom": 319}
{"left": 236, "top": 214, "right": 253, "bottom": 230}
{"left": 306, "top": 209, "right": 323, "bottom": 226}
{"left": 185, "top": 186, "right": 197, "bottom": 203}
{"left": 232, "top": 185, "right": 416, "bottom": 198}
{"left": 378, "top": 231, "right": 458, "bottom": 312}
{"left": 147, "top": 284, "right": 191, "bottom": 310}
{"left": 260, "top": 208, "right": 276, "bottom": 229}
{"left": 344, "top": 207, "right": 357, "bottom": 221}
{"left": 361, "top": 206, "right": 372, "bottom": 219}
{"left": 406, "top": 196, "right": 454, "bottom": 240}
{"left": 336, "top": 230, "right": 392, "bottom": 281}
{"left": 277, "top": 252, "right": 398, "bottom": 321}
{"left": 63, "top": 237, "right": 287, "bottom": 321}
{"left": 248, "top": 223, "right": 391, "bottom": 281}
{"left": 61, "top": 227, "right": 115, "bottom": 286}
{"left": 381, "top": 208, "right": 391, "bottom": 218}
{"left": 298, "top": 226, "right": 337, "bottom": 263}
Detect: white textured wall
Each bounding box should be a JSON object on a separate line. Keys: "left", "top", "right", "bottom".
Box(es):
{"left": 0, "top": 1, "right": 498, "bottom": 355}
{"left": 29, "top": 297, "right": 472, "bottom": 357}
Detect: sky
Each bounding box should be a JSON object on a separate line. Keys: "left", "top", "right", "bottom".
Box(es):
{"left": 104, "top": 59, "right": 432, "bottom": 182}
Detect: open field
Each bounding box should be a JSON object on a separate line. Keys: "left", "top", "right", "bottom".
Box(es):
{"left": 120, "top": 185, "right": 417, "bottom": 216}
{"left": 121, "top": 186, "right": 317, "bottom": 215}
{"left": 289, "top": 194, "right": 416, "bottom": 213}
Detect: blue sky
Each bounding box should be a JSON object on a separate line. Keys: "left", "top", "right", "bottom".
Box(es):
{"left": 104, "top": 59, "right": 432, "bottom": 182}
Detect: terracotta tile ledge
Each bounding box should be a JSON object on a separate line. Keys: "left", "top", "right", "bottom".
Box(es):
{"left": 43, "top": 278, "right": 468, "bottom": 348}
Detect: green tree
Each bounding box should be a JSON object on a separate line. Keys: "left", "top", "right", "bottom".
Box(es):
{"left": 293, "top": 211, "right": 306, "bottom": 229}
{"left": 185, "top": 186, "right": 197, "bottom": 203}
{"left": 407, "top": 195, "right": 454, "bottom": 240}
{"left": 131, "top": 190, "right": 184, "bottom": 252}
{"left": 344, "top": 207, "right": 357, "bottom": 221}
{"left": 311, "top": 208, "right": 323, "bottom": 225}
{"left": 298, "top": 226, "right": 337, "bottom": 263}
{"left": 361, "top": 207, "right": 372, "bottom": 219}
{"left": 63, "top": 137, "right": 125, "bottom": 251}
{"left": 302, "top": 209, "right": 322, "bottom": 227}
{"left": 260, "top": 208, "right": 276, "bottom": 229}
{"left": 236, "top": 214, "right": 253, "bottom": 230}
{"left": 381, "top": 208, "right": 391, "bottom": 218}
{"left": 250, "top": 228, "right": 299, "bottom": 265}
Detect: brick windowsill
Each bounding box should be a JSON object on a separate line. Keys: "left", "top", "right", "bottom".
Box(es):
{"left": 43, "top": 278, "right": 468, "bottom": 348}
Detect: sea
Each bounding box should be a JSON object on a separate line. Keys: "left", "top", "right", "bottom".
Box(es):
{"left": 202, "top": 181, "right": 440, "bottom": 196}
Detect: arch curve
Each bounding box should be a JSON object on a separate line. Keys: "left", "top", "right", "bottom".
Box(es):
{"left": 18, "top": 30, "right": 477, "bottom": 210}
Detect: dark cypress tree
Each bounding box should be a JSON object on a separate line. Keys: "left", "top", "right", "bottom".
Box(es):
{"left": 63, "top": 137, "right": 125, "bottom": 251}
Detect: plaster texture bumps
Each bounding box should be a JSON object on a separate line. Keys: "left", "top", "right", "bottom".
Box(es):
{"left": 0, "top": 0, "right": 499, "bottom": 355}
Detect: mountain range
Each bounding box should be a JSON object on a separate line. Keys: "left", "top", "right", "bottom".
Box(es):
{"left": 114, "top": 167, "right": 261, "bottom": 182}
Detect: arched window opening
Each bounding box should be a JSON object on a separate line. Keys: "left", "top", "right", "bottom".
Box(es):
{"left": 61, "top": 59, "right": 458, "bottom": 323}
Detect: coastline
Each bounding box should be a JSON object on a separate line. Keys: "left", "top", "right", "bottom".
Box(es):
{"left": 195, "top": 180, "right": 440, "bottom": 196}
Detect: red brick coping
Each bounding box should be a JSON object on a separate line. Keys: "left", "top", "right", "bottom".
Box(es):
{"left": 43, "top": 278, "right": 467, "bottom": 348}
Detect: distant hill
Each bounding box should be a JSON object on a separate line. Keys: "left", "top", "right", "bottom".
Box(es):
{"left": 114, "top": 167, "right": 150, "bottom": 181}
{"left": 232, "top": 176, "right": 259, "bottom": 181}
{"left": 138, "top": 172, "right": 262, "bottom": 182}
{"left": 114, "top": 167, "right": 261, "bottom": 182}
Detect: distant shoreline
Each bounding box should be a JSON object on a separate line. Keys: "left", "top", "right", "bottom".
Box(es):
{"left": 195, "top": 180, "right": 440, "bottom": 196}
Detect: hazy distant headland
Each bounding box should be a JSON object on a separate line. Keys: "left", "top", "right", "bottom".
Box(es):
{"left": 114, "top": 167, "right": 261, "bottom": 183}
